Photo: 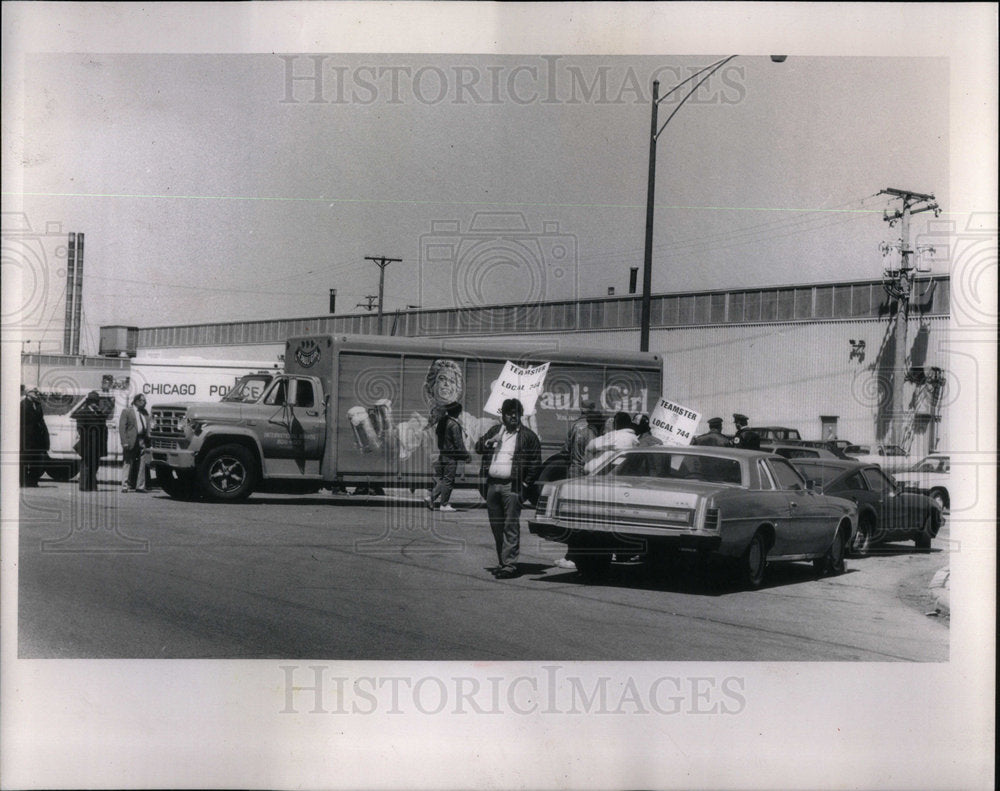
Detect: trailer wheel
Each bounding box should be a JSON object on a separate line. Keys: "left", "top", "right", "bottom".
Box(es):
{"left": 45, "top": 460, "right": 79, "bottom": 482}
{"left": 197, "top": 444, "right": 256, "bottom": 501}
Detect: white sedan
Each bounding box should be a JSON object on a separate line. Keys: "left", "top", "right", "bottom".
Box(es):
{"left": 894, "top": 453, "right": 950, "bottom": 511}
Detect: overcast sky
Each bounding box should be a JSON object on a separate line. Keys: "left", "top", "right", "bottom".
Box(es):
{"left": 13, "top": 50, "right": 949, "bottom": 353}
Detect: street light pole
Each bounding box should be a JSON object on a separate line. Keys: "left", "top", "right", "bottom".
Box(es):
{"left": 639, "top": 56, "right": 781, "bottom": 353}
{"left": 639, "top": 80, "right": 659, "bottom": 353}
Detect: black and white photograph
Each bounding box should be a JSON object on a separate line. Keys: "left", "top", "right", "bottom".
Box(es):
{"left": 2, "top": 3, "right": 996, "bottom": 789}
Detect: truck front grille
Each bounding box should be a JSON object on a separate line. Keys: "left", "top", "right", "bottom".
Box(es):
{"left": 151, "top": 407, "right": 186, "bottom": 437}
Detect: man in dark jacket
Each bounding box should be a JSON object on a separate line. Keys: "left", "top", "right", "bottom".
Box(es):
{"left": 19, "top": 387, "right": 50, "bottom": 487}
{"left": 475, "top": 398, "right": 541, "bottom": 579}
{"left": 731, "top": 413, "right": 761, "bottom": 450}
{"left": 73, "top": 391, "right": 109, "bottom": 491}
{"left": 693, "top": 417, "right": 732, "bottom": 447}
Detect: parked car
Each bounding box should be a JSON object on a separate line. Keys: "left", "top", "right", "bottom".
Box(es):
{"left": 798, "top": 440, "right": 854, "bottom": 459}
{"left": 753, "top": 426, "right": 803, "bottom": 443}
{"left": 894, "top": 453, "right": 950, "bottom": 511}
{"left": 789, "top": 458, "right": 942, "bottom": 554}
{"left": 760, "top": 443, "right": 839, "bottom": 460}
{"left": 843, "top": 443, "right": 915, "bottom": 474}
{"left": 528, "top": 447, "right": 855, "bottom": 589}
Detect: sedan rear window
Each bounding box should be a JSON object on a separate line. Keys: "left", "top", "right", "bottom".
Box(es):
{"left": 602, "top": 452, "right": 743, "bottom": 486}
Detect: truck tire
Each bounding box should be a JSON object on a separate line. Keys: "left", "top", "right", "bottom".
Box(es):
{"left": 45, "top": 460, "right": 79, "bottom": 482}
{"left": 197, "top": 444, "right": 257, "bottom": 501}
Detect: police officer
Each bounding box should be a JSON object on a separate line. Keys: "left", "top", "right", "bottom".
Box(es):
{"left": 731, "top": 413, "right": 761, "bottom": 450}
{"left": 692, "top": 417, "right": 731, "bottom": 447}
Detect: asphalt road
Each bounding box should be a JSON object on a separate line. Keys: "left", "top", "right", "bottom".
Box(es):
{"left": 17, "top": 480, "right": 950, "bottom": 661}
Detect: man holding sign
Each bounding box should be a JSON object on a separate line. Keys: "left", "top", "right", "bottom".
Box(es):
{"left": 475, "top": 398, "right": 541, "bottom": 580}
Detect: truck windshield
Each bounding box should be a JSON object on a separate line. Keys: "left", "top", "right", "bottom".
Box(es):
{"left": 221, "top": 374, "right": 273, "bottom": 403}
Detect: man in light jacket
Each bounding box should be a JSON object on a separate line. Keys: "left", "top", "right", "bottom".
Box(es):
{"left": 119, "top": 394, "right": 151, "bottom": 492}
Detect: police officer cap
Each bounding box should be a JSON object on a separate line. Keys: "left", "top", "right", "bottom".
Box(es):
{"left": 708, "top": 417, "right": 723, "bottom": 428}
{"left": 733, "top": 413, "right": 748, "bottom": 423}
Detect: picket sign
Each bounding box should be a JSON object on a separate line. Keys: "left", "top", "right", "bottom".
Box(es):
{"left": 483, "top": 361, "right": 550, "bottom": 417}
{"left": 649, "top": 397, "right": 701, "bottom": 446}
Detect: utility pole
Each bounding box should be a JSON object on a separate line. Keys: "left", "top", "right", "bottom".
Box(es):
{"left": 356, "top": 295, "right": 378, "bottom": 312}
{"left": 878, "top": 187, "right": 939, "bottom": 447}
{"left": 365, "top": 256, "right": 402, "bottom": 334}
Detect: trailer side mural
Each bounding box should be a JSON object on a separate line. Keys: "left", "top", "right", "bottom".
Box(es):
{"left": 150, "top": 334, "right": 663, "bottom": 501}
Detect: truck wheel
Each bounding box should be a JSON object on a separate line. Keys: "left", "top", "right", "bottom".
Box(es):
{"left": 197, "top": 444, "right": 256, "bottom": 501}
{"left": 45, "top": 460, "right": 79, "bottom": 482}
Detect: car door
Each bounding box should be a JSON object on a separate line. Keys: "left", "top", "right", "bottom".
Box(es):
{"left": 860, "top": 466, "right": 911, "bottom": 541}
{"left": 764, "top": 457, "right": 833, "bottom": 555}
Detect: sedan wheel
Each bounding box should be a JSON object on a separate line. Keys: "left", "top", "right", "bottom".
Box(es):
{"left": 815, "top": 526, "right": 847, "bottom": 576}
{"left": 742, "top": 532, "right": 768, "bottom": 589}
{"left": 914, "top": 510, "right": 939, "bottom": 551}
{"left": 567, "top": 550, "right": 611, "bottom": 582}
{"left": 850, "top": 517, "right": 873, "bottom": 557}
{"left": 929, "top": 488, "right": 949, "bottom": 512}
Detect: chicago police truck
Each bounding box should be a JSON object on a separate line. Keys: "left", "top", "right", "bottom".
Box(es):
{"left": 148, "top": 334, "right": 663, "bottom": 501}
{"left": 30, "top": 357, "right": 279, "bottom": 481}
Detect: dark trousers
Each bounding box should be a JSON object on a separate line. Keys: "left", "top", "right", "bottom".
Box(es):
{"left": 485, "top": 479, "right": 522, "bottom": 571}
{"left": 430, "top": 457, "right": 458, "bottom": 506}
{"left": 20, "top": 450, "right": 46, "bottom": 486}
{"left": 78, "top": 428, "right": 102, "bottom": 491}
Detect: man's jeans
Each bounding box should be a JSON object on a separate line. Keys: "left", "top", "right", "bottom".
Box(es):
{"left": 485, "top": 479, "right": 522, "bottom": 571}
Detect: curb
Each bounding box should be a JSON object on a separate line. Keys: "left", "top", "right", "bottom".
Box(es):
{"left": 928, "top": 567, "right": 950, "bottom": 617}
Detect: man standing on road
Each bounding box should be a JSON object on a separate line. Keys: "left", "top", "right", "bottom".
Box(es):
{"left": 119, "top": 394, "right": 151, "bottom": 492}
{"left": 476, "top": 398, "right": 541, "bottom": 579}
{"left": 19, "top": 387, "right": 49, "bottom": 487}
{"left": 693, "top": 417, "right": 732, "bottom": 447}
{"left": 73, "top": 391, "right": 108, "bottom": 492}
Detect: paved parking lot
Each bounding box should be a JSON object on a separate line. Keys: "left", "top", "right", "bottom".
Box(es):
{"left": 17, "top": 480, "right": 950, "bottom": 660}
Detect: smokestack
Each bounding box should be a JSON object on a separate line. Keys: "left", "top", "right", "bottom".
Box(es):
{"left": 71, "top": 233, "right": 84, "bottom": 354}
{"left": 63, "top": 233, "right": 76, "bottom": 353}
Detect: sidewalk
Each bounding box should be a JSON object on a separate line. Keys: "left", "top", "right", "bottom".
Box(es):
{"left": 928, "top": 567, "right": 950, "bottom": 617}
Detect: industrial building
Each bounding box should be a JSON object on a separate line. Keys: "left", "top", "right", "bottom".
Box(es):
{"left": 87, "top": 274, "right": 950, "bottom": 453}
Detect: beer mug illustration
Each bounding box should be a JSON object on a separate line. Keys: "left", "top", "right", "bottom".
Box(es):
{"left": 370, "top": 398, "right": 394, "bottom": 438}
{"left": 348, "top": 405, "right": 382, "bottom": 453}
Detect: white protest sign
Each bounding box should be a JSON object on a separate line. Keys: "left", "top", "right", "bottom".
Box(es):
{"left": 483, "top": 361, "right": 550, "bottom": 417}
{"left": 649, "top": 397, "right": 701, "bottom": 446}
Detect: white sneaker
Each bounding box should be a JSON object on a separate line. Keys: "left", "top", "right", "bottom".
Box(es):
{"left": 554, "top": 557, "right": 577, "bottom": 570}
{"left": 439, "top": 504, "right": 457, "bottom": 512}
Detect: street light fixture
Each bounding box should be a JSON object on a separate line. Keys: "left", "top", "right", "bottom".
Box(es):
{"left": 639, "top": 56, "right": 785, "bottom": 352}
